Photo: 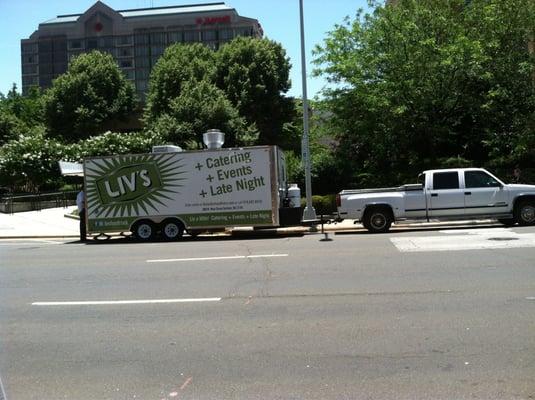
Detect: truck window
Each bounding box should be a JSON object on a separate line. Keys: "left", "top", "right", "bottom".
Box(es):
{"left": 465, "top": 171, "right": 500, "bottom": 188}
{"left": 417, "top": 173, "right": 425, "bottom": 185}
{"left": 433, "top": 172, "right": 459, "bottom": 190}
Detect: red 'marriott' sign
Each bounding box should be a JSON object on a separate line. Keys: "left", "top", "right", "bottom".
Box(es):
{"left": 196, "top": 15, "right": 231, "bottom": 25}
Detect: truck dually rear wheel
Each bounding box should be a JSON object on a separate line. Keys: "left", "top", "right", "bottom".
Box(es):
{"left": 363, "top": 207, "right": 393, "bottom": 233}
{"left": 515, "top": 200, "right": 535, "bottom": 226}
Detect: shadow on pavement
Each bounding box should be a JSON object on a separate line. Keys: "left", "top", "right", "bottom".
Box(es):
{"left": 65, "top": 230, "right": 305, "bottom": 245}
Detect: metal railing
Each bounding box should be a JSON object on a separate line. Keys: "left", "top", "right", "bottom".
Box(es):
{"left": 0, "top": 191, "right": 78, "bottom": 214}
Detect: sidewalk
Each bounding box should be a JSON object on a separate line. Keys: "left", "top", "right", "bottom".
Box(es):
{"left": 0, "top": 207, "right": 500, "bottom": 239}
{"left": 0, "top": 207, "right": 357, "bottom": 239}
{"left": 0, "top": 207, "right": 80, "bottom": 238}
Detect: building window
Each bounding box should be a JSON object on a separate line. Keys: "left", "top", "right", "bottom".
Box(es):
{"left": 122, "top": 69, "right": 135, "bottom": 80}
{"left": 22, "top": 43, "right": 37, "bottom": 53}
{"left": 68, "top": 40, "right": 83, "bottom": 50}
{"left": 135, "top": 46, "right": 150, "bottom": 57}
{"left": 22, "top": 64, "right": 38, "bottom": 75}
{"left": 135, "top": 68, "right": 150, "bottom": 79}
{"left": 118, "top": 47, "right": 133, "bottom": 58}
{"left": 38, "top": 40, "right": 53, "bottom": 53}
{"left": 119, "top": 59, "right": 133, "bottom": 69}
{"left": 236, "top": 27, "right": 253, "bottom": 37}
{"left": 134, "top": 33, "right": 150, "bottom": 45}
{"left": 136, "top": 80, "right": 148, "bottom": 91}
{"left": 184, "top": 31, "right": 199, "bottom": 42}
{"left": 168, "top": 31, "right": 182, "bottom": 44}
{"left": 39, "top": 53, "right": 52, "bottom": 64}
{"left": 150, "top": 45, "right": 166, "bottom": 57}
{"left": 150, "top": 32, "right": 166, "bottom": 44}
{"left": 202, "top": 30, "right": 217, "bottom": 41}
{"left": 116, "top": 35, "right": 133, "bottom": 46}
{"left": 98, "top": 36, "right": 114, "bottom": 48}
{"left": 135, "top": 57, "right": 150, "bottom": 68}
{"left": 22, "top": 54, "right": 38, "bottom": 64}
{"left": 219, "top": 29, "right": 234, "bottom": 41}
{"left": 22, "top": 76, "right": 39, "bottom": 86}
{"left": 86, "top": 39, "right": 98, "bottom": 49}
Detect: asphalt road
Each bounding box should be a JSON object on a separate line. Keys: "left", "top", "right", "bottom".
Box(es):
{"left": 1, "top": 225, "right": 535, "bottom": 400}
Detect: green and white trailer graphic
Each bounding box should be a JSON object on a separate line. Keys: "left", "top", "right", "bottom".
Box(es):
{"left": 84, "top": 146, "right": 297, "bottom": 240}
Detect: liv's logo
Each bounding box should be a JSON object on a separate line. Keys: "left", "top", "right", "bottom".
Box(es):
{"left": 86, "top": 154, "right": 186, "bottom": 218}
{"left": 96, "top": 163, "right": 162, "bottom": 205}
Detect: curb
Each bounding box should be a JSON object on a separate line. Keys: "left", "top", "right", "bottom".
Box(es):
{"left": 0, "top": 220, "right": 503, "bottom": 240}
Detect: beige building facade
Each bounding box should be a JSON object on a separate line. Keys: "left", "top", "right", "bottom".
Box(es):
{"left": 21, "top": 1, "right": 262, "bottom": 98}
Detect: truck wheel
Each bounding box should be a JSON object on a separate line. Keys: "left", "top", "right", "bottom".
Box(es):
{"left": 514, "top": 200, "right": 535, "bottom": 226}
{"left": 363, "top": 207, "right": 392, "bottom": 233}
{"left": 161, "top": 219, "right": 184, "bottom": 241}
{"left": 133, "top": 220, "right": 156, "bottom": 241}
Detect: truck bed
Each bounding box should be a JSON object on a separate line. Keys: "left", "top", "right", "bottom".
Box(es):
{"left": 340, "top": 184, "right": 423, "bottom": 195}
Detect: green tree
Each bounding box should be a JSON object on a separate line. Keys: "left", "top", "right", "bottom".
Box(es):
{"left": 314, "top": 0, "right": 535, "bottom": 186}
{"left": 144, "top": 43, "right": 216, "bottom": 123}
{"left": 44, "top": 51, "right": 136, "bottom": 142}
{"left": 0, "top": 84, "right": 45, "bottom": 145}
{"left": 215, "top": 37, "right": 296, "bottom": 146}
{"left": 0, "top": 127, "right": 67, "bottom": 192}
{"left": 0, "top": 84, "right": 44, "bottom": 126}
{"left": 0, "top": 111, "right": 26, "bottom": 146}
{"left": 70, "top": 130, "right": 165, "bottom": 159}
{"left": 149, "top": 79, "right": 258, "bottom": 149}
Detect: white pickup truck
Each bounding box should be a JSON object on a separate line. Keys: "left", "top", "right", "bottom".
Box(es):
{"left": 336, "top": 168, "right": 535, "bottom": 233}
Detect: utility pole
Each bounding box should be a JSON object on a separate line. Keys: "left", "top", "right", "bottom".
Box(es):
{"left": 299, "top": 0, "right": 317, "bottom": 222}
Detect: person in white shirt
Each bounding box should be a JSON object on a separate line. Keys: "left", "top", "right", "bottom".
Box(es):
{"left": 76, "top": 189, "right": 86, "bottom": 242}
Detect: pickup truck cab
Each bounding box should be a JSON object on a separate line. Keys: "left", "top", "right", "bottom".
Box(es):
{"left": 336, "top": 168, "right": 535, "bottom": 233}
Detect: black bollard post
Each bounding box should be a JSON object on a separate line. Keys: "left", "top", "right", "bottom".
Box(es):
{"left": 320, "top": 214, "right": 333, "bottom": 242}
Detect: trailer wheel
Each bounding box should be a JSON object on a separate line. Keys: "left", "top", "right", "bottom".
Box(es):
{"left": 363, "top": 207, "right": 393, "bottom": 233}
{"left": 133, "top": 220, "right": 156, "bottom": 241}
{"left": 161, "top": 219, "right": 184, "bottom": 241}
{"left": 514, "top": 200, "right": 535, "bottom": 226}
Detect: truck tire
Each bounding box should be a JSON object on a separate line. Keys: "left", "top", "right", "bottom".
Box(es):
{"left": 514, "top": 200, "right": 535, "bottom": 226}
{"left": 160, "top": 219, "right": 184, "bottom": 241}
{"left": 133, "top": 220, "right": 156, "bottom": 241}
{"left": 363, "top": 207, "right": 393, "bottom": 233}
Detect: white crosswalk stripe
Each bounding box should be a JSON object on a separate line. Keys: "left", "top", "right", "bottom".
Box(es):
{"left": 390, "top": 228, "right": 535, "bottom": 252}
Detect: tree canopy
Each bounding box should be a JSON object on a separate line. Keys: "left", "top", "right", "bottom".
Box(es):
{"left": 149, "top": 79, "right": 257, "bottom": 149}
{"left": 314, "top": 0, "right": 535, "bottom": 186}
{"left": 144, "top": 38, "right": 296, "bottom": 149}
{"left": 215, "top": 37, "right": 295, "bottom": 145}
{"left": 44, "top": 51, "right": 136, "bottom": 142}
{"left": 144, "top": 43, "right": 216, "bottom": 122}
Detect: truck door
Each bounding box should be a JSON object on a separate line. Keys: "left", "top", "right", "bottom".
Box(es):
{"left": 428, "top": 171, "right": 465, "bottom": 217}
{"left": 463, "top": 170, "right": 509, "bottom": 216}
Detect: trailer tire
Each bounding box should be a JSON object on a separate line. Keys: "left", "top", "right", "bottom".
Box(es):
{"left": 160, "top": 219, "right": 184, "bottom": 241}
{"left": 363, "top": 206, "right": 393, "bottom": 233}
{"left": 514, "top": 200, "right": 535, "bottom": 226}
{"left": 132, "top": 220, "right": 156, "bottom": 241}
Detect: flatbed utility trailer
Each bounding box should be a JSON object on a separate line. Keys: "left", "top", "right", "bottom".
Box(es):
{"left": 83, "top": 145, "right": 301, "bottom": 241}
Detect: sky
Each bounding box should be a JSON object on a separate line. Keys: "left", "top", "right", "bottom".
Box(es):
{"left": 0, "top": 0, "right": 370, "bottom": 98}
